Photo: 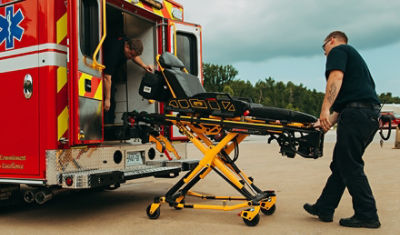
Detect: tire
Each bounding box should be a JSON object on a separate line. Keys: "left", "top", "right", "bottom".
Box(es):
{"left": 146, "top": 204, "right": 160, "bottom": 219}
{"left": 243, "top": 213, "right": 260, "bottom": 227}
{"left": 261, "top": 204, "right": 276, "bottom": 215}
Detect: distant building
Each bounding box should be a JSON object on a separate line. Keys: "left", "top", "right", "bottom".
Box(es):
{"left": 381, "top": 104, "right": 400, "bottom": 115}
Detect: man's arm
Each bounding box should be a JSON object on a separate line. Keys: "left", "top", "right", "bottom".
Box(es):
{"left": 104, "top": 74, "right": 112, "bottom": 111}
{"left": 319, "top": 70, "right": 343, "bottom": 132}
{"left": 132, "top": 56, "right": 153, "bottom": 73}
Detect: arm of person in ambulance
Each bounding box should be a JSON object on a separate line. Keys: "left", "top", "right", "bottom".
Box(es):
{"left": 132, "top": 56, "right": 153, "bottom": 73}
{"left": 104, "top": 74, "right": 112, "bottom": 111}
{"left": 319, "top": 70, "right": 343, "bottom": 132}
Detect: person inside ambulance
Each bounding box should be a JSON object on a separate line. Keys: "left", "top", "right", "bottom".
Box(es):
{"left": 103, "top": 37, "right": 153, "bottom": 124}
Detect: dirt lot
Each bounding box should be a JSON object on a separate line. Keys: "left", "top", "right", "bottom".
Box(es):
{"left": 0, "top": 134, "right": 399, "bottom": 234}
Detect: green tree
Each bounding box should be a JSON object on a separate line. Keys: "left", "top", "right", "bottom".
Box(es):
{"left": 222, "top": 85, "right": 234, "bottom": 96}
{"left": 203, "top": 63, "right": 238, "bottom": 92}
{"left": 202, "top": 62, "right": 399, "bottom": 117}
{"left": 379, "top": 92, "right": 400, "bottom": 104}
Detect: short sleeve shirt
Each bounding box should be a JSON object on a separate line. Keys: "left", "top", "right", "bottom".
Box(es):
{"left": 325, "top": 44, "right": 380, "bottom": 112}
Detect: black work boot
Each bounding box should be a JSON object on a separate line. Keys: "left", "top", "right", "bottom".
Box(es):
{"left": 339, "top": 215, "right": 381, "bottom": 228}
{"left": 303, "top": 203, "right": 333, "bottom": 222}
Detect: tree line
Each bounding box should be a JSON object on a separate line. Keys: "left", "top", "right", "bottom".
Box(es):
{"left": 203, "top": 63, "right": 400, "bottom": 117}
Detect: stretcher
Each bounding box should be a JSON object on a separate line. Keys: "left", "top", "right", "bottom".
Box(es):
{"left": 130, "top": 52, "right": 324, "bottom": 226}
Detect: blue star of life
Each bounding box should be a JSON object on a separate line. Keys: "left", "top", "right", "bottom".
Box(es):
{"left": 0, "top": 5, "right": 24, "bottom": 50}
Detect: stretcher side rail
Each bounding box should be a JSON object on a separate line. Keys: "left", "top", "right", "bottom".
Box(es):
{"left": 124, "top": 111, "right": 324, "bottom": 159}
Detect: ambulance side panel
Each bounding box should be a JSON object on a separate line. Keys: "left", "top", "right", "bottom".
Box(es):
{"left": 0, "top": 0, "right": 41, "bottom": 178}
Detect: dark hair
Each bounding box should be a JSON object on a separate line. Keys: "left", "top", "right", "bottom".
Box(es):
{"left": 127, "top": 39, "right": 144, "bottom": 55}
{"left": 325, "top": 31, "right": 348, "bottom": 43}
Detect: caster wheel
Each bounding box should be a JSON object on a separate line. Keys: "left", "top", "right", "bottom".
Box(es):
{"left": 261, "top": 204, "right": 276, "bottom": 215}
{"left": 243, "top": 213, "right": 260, "bottom": 227}
{"left": 146, "top": 204, "right": 160, "bottom": 219}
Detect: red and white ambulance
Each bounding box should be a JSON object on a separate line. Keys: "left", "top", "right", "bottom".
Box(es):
{"left": 0, "top": 0, "right": 202, "bottom": 205}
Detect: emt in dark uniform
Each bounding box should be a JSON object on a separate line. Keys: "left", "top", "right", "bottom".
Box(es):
{"left": 304, "top": 31, "right": 381, "bottom": 229}
{"left": 103, "top": 37, "right": 153, "bottom": 124}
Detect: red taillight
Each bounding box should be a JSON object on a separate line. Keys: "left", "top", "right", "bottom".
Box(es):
{"left": 65, "top": 177, "right": 73, "bottom": 186}
{"left": 243, "top": 110, "right": 250, "bottom": 116}
{"left": 129, "top": 117, "right": 135, "bottom": 126}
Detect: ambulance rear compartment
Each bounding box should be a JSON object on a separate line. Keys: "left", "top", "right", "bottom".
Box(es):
{"left": 103, "top": 4, "right": 159, "bottom": 141}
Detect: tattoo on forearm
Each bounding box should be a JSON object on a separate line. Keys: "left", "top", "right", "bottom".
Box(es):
{"left": 327, "top": 84, "right": 337, "bottom": 104}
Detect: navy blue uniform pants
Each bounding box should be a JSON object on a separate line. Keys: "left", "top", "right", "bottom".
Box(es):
{"left": 315, "top": 107, "right": 380, "bottom": 220}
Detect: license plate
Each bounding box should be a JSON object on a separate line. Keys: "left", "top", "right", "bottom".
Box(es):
{"left": 126, "top": 151, "right": 143, "bottom": 167}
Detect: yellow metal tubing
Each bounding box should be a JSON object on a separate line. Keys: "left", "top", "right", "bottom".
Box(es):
{"left": 182, "top": 131, "right": 237, "bottom": 183}
{"left": 186, "top": 191, "right": 247, "bottom": 201}
{"left": 213, "top": 157, "right": 243, "bottom": 189}
{"left": 187, "top": 202, "right": 251, "bottom": 211}
{"left": 200, "top": 166, "right": 213, "bottom": 179}
{"left": 156, "top": 54, "right": 177, "bottom": 98}
{"left": 91, "top": 0, "right": 107, "bottom": 70}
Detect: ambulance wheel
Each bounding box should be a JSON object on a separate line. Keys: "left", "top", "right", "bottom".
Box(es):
{"left": 146, "top": 205, "right": 160, "bottom": 219}
{"left": 243, "top": 213, "right": 260, "bottom": 227}
{"left": 261, "top": 204, "right": 276, "bottom": 215}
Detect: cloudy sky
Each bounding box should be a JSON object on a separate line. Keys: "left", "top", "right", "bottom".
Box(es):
{"left": 179, "top": 0, "right": 400, "bottom": 96}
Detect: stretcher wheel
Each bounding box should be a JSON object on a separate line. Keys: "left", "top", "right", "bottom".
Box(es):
{"left": 261, "top": 204, "right": 276, "bottom": 215}
{"left": 146, "top": 205, "right": 160, "bottom": 219}
{"left": 242, "top": 213, "right": 260, "bottom": 227}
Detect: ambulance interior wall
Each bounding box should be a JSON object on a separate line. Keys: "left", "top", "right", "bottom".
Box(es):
{"left": 112, "top": 11, "right": 158, "bottom": 124}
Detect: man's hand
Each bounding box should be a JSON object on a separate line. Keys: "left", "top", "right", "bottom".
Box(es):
{"left": 313, "top": 119, "right": 321, "bottom": 128}
{"left": 144, "top": 65, "right": 153, "bottom": 73}
{"left": 104, "top": 98, "right": 111, "bottom": 111}
{"left": 132, "top": 56, "right": 154, "bottom": 73}
{"left": 319, "top": 108, "right": 332, "bottom": 132}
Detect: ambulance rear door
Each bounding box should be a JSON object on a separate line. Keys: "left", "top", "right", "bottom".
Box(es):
{"left": 67, "top": 0, "right": 104, "bottom": 145}
{"left": 169, "top": 21, "right": 202, "bottom": 140}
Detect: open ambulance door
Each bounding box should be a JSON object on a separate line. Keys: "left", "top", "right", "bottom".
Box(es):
{"left": 67, "top": 0, "right": 105, "bottom": 145}
{"left": 168, "top": 21, "right": 202, "bottom": 140}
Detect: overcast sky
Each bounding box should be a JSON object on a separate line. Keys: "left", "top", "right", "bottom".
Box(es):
{"left": 179, "top": 0, "right": 400, "bottom": 97}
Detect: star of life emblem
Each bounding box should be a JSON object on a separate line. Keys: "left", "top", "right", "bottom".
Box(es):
{"left": 0, "top": 5, "right": 24, "bottom": 50}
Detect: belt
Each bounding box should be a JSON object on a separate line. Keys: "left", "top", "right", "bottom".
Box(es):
{"left": 345, "top": 102, "right": 380, "bottom": 110}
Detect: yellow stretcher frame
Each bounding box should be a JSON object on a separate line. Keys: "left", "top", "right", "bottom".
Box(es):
{"left": 146, "top": 120, "right": 278, "bottom": 226}
{"left": 142, "top": 53, "right": 323, "bottom": 226}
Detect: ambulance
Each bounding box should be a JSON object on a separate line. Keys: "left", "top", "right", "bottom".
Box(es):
{"left": 0, "top": 0, "right": 201, "bottom": 205}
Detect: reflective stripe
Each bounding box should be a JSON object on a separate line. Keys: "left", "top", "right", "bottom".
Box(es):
{"left": 0, "top": 43, "right": 67, "bottom": 58}
{"left": 0, "top": 179, "right": 45, "bottom": 185}
{"left": 56, "top": 13, "right": 68, "bottom": 44}
{"left": 57, "top": 107, "right": 69, "bottom": 141}
{"left": 94, "top": 80, "right": 103, "bottom": 100}
{"left": 79, "top": 72, "right": 103, "bottom": 101}
{"left": 123, "top": 0, "right": 178, "bottom": 19}
{"left": 0, "top": 51, "right": 67, "bottom": 73}
{"left": 57, "top": 66, "right": 67, "bottom": 93}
